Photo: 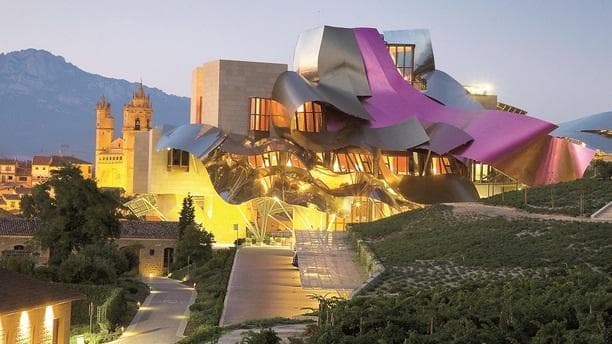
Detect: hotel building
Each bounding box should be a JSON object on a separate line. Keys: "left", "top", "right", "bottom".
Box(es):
{"left": 94, "top": 26, "right": 595, "bottom": 244}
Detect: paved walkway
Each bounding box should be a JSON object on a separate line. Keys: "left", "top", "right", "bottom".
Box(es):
{"left": 447, "top": 202, "right": 612, "bottom": 222}
{"left": 220, "top": 247, "right": 324, "bottom": 326}
{"left": 111, "top": 277, "right": 196, "bottom": 344}
{"left": 294, "top": 231, "right": 367, "bottom": 291}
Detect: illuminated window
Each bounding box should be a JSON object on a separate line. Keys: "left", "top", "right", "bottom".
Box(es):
{"left": 249, "top": 97, "right": 272, "bottom": 132}
{"left": 167, "top": 149, "right": 189, "bottom": 170}
{"left": 329, "top": 152, "right": 373, "bottom": 173}
{"left": 294, "top": 102, "right": 323, "bottom": 132}
{"left": 387, "top": 44, "right": 415, "bottom": 83}
{"left": 430, "top": 156, "right": 453, "bottom": 175}
{"left": 383, "top": 151, "right": 420, "bottom": 175}
{"left": 247, "top": 152, "right": 281, "bottom": 168}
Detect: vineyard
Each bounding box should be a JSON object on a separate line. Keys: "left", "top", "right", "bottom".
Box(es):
{"left": 306, "top": 203, "right": 612, "bottom": 342}
{"left": 482, "top": 178, "right": 612, "bottom": 216}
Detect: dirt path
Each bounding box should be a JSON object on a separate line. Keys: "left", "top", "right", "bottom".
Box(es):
{"left": 446, "top": 202, "right": 612, "bottom": 222}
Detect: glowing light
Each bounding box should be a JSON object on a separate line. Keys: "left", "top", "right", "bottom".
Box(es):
{"left": 44, "top": 305, "right": 54, "bottom": 336}
{"left": 137, "top": 301, "right": 141, "bottom": 308}
{"left": 148, "top": 273, "right": 153, "bottom": 278}
{"left": 273, "top": 196, "right": 280, "bottom": 202}
{"left": 464, "top": 83, "right": 494, "bottom": 96}
{"left": 19, "top": 311, "right": 30, "bottom": 342}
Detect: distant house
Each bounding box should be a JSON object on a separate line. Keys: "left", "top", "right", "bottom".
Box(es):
{"left": 0, "top": 218, "right": 179, "bottom": 276}
{"left": 0, "top": 268, "right": 84, "bottom": 344}
{"left": 32, "top": 155, "right": 92, "bottom": 184}
{"left": 0, "top": 194, "right": 22, "bottom": 213}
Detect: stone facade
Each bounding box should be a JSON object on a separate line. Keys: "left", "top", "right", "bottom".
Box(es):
{"left": 94, "top": 84, "right": 153, "bottom": 193}
{"left": 190, "top": 60, "right": 287, "bottom": 134}
{"left": 0, "top": 301, "right": 72, "bottom": 344}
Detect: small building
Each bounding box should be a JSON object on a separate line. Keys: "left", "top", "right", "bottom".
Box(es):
{"left": 0, "top": 218, "right": 178, "bottom": 277}
{"left": 32, "top": 155, "right": 92, "bottom": 185}
{"left": 0, "top": 268, "right": 84, "bottom": 344}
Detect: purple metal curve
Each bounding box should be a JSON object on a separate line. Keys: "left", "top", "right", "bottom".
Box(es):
{"left": 352, "top": 27, "right": 557, "bottom": 163}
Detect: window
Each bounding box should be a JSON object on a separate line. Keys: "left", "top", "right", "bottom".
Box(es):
{"left": 135, "top": 118, "right": 141, "bottom": 130}
{"left": 13, "top": 245, "right": 24, "bottom": 250}
{"left": 163, "top": 248, "right": 174, "bottom": 269}
{"left": 324, "top": 151, "right": 374, "bottom": 173}
{"left": 294, "top": 102, "right": 323, "bottom": 132}
{"left": 149, "top": 249, "right": 155, "bottom": 256}
{"left": 167, "top": 149, "right": 189, "bottom": 170}
{"left": 431, "top": 156, "right": 453, "bottom": 175}
{"left": 247, "top": 152, "right": 281, "bottom": 169}
{"left": 383, "top": 151, "right": 420, "bottom": 176}
{"left": 387, "top": 44, "right": 415, "bottom": 83}
{"left": 249, "top": 97, "right": 272, "bottom": 132}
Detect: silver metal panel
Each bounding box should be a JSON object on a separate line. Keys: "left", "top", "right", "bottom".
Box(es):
{"left": 423, "top": 70, "right": 484, "bottom": 111}
{"left": 272, "top": 71, "right": 371, "bottom": 121}
{"left": 156, "top": 124, "right": 225, "bottom": 159}
{"left": 294, "top": 26, "right": 371, "bottom": 96}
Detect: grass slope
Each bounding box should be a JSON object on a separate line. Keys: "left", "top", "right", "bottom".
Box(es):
{"left": 482, "top": 178, "right": 612, "bottom": 216}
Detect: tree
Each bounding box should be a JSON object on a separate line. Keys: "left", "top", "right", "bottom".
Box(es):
{"left": 20, "top": 166, "right": 121, "bottom": 267}
{"left": 174, "top": 223, "right": 214, "bottom": 269}
{"left": 178, "top": 194, "right": 196, "bottom": 238}
{"left": 58, "top": 241, "right": 129, "bottom": 284}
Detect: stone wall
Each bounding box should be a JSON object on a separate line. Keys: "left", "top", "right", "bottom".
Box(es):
{"left": 348, "top": 231, "right": 385, "bottom": 297}
{"left": 0, "top": 301, "right": 72, "bottom": 344}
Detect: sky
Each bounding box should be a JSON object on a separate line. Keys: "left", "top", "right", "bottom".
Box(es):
{"left": 1, "top": 0, "right": 611, "bottom": 123}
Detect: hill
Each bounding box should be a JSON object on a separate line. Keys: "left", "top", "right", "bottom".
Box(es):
{"left": 0, "top": 49, "right": 189, "bottom": 160}
{"left": 482, "top": 178, "right": 612, "bottom": 217}
{"left": 305, "top": 205, "right": 612, "bottom": 342}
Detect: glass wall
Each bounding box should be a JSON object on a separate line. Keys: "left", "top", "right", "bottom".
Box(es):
{"left": 294, "top": 101, "right": 323, "bottom": 132}
{"left": 387, "top": 44, "right": 415, "bottom": 83}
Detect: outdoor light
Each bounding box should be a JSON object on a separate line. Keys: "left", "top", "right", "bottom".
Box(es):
{"left": 137, "top": 301, "right": 141, "bottom": 308}
{"left": 464, "top": 83, "right": 495, "bottom": 96}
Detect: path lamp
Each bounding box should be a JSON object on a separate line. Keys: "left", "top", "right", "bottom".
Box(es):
{"left": 233, "top": 223, "right": 239, "bottom": 248}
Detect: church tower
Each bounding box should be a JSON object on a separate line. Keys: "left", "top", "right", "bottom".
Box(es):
{"left": 122, "top": 83, "right": 153, "bottom": 194}
{"left": 95, "top": 96, "right": 114, "bottom": 165}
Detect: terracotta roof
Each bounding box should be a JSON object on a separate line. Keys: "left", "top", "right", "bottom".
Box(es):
{"left": 3, "top": 194, "right": 21, "bottom": 201}
{"left": 0, "top": 158, "right": 17, "bottom": 165}
{"left": 119, "top": 220, "right": 180, "bottom": 239}
{"left": 32, "top": 155, "right": 52, "bottom": 165}
{"left": 0, "top": 269, "right": 85, "bottom": 315}
{"left": 0, "top": 218, "right": 179, "bottom": 240}
{"left": 49, "top": 155, "right": 92, "bottom": 167}
{"left": 32, "top": 155, "right": 91, "bottom": 166}
{"left": 0, "top": 218, "right": 39, "bottom": 235}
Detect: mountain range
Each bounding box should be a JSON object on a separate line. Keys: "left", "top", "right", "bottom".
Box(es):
{"left": 0, "top": 49, "right": 189, "bottom": 160}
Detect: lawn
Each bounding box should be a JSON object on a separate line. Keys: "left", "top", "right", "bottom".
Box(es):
{"left": 482, "top": 178, "right": 612, "bottom": 216}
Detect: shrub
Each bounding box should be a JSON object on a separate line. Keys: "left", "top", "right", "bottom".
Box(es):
{"left": 0, "top": 254, "right": 35, "bottom": 274}
{"left": 240, "top": 328, "right": 281, "bottom": 344}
